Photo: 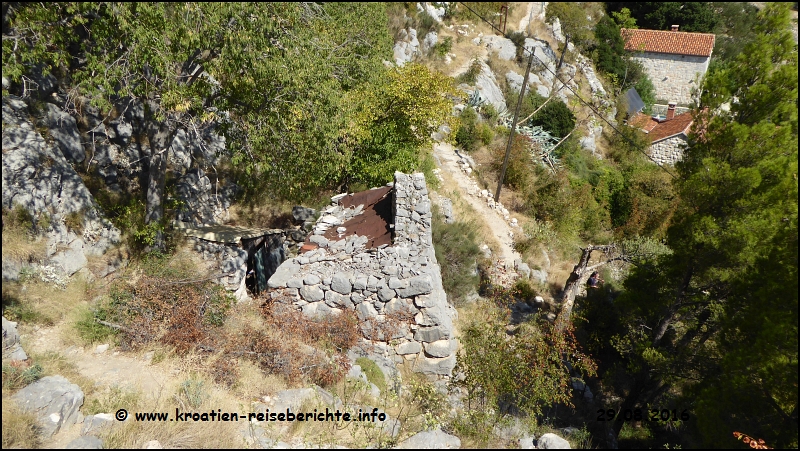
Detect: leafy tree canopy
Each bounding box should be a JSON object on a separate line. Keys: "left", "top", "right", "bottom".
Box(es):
{"left": 605, "top": 2, "right": 719, "bottom": 32}
{"left": 2, "top": 3, "right": 456, "bottom": 208}
{"left": 606, "top": 3, "right": 798, "bottom": 447}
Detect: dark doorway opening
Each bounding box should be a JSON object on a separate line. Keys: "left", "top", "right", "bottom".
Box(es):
{"left": 243, "top": 234, "right": 285, "bottom": 295}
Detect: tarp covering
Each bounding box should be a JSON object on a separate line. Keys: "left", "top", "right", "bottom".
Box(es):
{"left": 173, "top": 221, "right": 282, "bottom": 244}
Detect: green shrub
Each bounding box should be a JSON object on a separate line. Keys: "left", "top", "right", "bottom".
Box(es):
{"left": 508, "top": 30, "right": 527, "bottom": 61}
{"left": 476, "top": 122, "right": 494, "bottom": 145}
{"left": 64, "top": 210, "right": 85, "bottom": 234}
{"left": 432, "top": 207, "right": 482, "bottom": 306}
{"left": 479, "top": 102, "right": 499, "bottom": 124}
{"left": 417, "top": 10, "right": 438, "bottom": 38}
{"left": 490, "top": 135, "right": 534, "bottom": 190}
{"left": 5, "top": 204, "right": 34, "bottom": 231}
{"left": 74, "top": 306, "right": 118, "bottom": 345}
{"left": 455, "top": 106, "right": 479, "bottom": 151}
{"left": 528, "top": 100, "right": 576, "bottom": 138}
{"left": 2, "top": 362, "right": 43, "bottom": 391}
{"left": 458, "top": 58, "right": 482, "bottom": 84}
{"left": 432, "top": 36, "right": 453, "bottom": 58}
{"left": 418, "top": 150, "right": 441, "bottom": 190}
{"left": 180, "top": 376, "right": 208, "bottom": 409}
{"left": 451, "top": 301, "right": 595, "bottom": 417}
{"left": 355, "top": 357, "right": 386, "bottom": 393}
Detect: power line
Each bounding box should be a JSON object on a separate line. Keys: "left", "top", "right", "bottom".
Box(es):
{"left": 457, "top": 2, "right": 679, "bottom": 179}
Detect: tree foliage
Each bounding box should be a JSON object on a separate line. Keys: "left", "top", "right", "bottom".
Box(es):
{"left": 602, "top": 4, "right": 798, "bottom": 447}
{"left": 605, "top": 2, "right": 719, "bottom": 32}
{"left": 3, "top": 2, "right": 454, "bottom": 213}
{"left": 453, "top": 300, "right": 596, "bottom": 417}
{"left": 545, "top": 2, "right": 594, "bottom": 50}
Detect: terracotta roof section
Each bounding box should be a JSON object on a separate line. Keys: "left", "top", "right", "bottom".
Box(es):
{"left": 622, "top": 28, "right": 715, "bottom": 57}
{"left": 648, "top": 113, "right": 694, "bottom": 143}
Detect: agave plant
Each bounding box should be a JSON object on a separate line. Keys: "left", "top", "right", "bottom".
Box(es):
{"left": 466, "top": 89, "right": 484, "bottom": 108}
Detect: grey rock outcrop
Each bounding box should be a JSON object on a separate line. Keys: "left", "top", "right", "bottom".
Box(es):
{"left": 41, "top": 103, "right": 85, "bottom": 163}
{"left": 394, "top": 28, "right": 421, "bottom": 66}
{"left": 3, "top": 96, "right": 121, "bottom": 278}
{"left": 11, "top": 375, "right": 85, "bottom": 439}
{"left": 474, "top": 60, "right": 507, "bottom": 113}
{"left": 538, "top": 433, "right": 572, "bottom": 449}
{"left": 397, "top": 428, "right": 461, "bottom": 449}
{"left": 483, "top": 35, "right": 517, "bottom": 61}
{"left": 2, "top": 316, "right": 28, "bottom": 361}
{"left": 422, "top": 31, "right": 439, "bottom": 54}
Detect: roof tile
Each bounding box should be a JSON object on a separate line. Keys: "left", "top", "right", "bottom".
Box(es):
{"left": 648, "top": 113, "right": 694, "bottom": 143}
{"left": 622, "top": 28, "right": 715, "bottom": 57}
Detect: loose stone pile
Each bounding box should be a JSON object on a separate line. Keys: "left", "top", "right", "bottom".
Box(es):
{"left": 268, "top": 172, "right": 458, "bottom": 377}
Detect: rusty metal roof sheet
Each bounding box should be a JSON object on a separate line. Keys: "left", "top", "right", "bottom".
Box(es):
{"left": 303, "top": 186, "right": 394, "bottom": 251}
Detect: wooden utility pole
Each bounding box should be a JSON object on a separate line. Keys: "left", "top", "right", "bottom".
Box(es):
{"left": 494, "top": 50, "right": 534, "bottom": 203}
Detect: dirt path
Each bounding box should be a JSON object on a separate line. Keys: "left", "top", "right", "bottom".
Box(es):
{"left": 23, "top": 323, "right": 188, "bottom": 449}
{"left": 433, "top": 141, "right": 521, "bottom": 266}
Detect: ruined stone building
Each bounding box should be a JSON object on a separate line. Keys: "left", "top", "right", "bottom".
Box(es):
{"left": 622, "top": 25, "right": 716, "bottom": 106}
{"left": 267, "top": 172, "right": 458, "bottom": 378}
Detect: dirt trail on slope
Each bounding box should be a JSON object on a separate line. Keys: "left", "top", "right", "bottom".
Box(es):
{"left": 23, "top": 322, "right": 192, "bottom": 449}
{"left": 433, "top": 141, "right": 521, "bottom": 266}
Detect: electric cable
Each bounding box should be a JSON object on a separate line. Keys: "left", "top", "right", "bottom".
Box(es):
{"left": 458, "top": 2, "right": 679, "bottom": 178}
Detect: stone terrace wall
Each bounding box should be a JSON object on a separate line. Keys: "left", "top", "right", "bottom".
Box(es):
{"left": 268, "top": 172, "right": 458, "bottom": 377}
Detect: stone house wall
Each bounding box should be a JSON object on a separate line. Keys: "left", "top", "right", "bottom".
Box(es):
{"left": 267, "top": 172, "right": 458, "bottom": 377}
{"left": 632, "top": 52, "right": 710, "bottom": 106}
{"left": 650, "top": 135, "right": 687, "bottom": 166}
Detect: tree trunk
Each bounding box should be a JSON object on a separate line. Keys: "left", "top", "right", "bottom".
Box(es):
{"left": 556, "top": 244, "right": 615, "bottom": 330}
{"left": 652, "top": 259, "right": 694, "bottom": 347}
{"left": 144, "top": 113, "right": 178, "bottom": 252}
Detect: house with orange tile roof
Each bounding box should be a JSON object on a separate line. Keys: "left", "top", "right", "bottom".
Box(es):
{"left": 622, "top": 25, "right": 715, "bottom": 106}
{"left": 629, "top": 104, "right": 695, "bottom": 165}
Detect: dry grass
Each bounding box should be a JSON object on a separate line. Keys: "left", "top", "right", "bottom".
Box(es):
{"left": 1, "top": 226, "right": 47, "bottom": 264}
{"left": 1, "top": 400, "right": 41, "bottom": 449}
{"left": 29, "top": 350, "right": 99, "bottom": 401}
{"left": 3, "top": 275, "right": 92, "bottom": 327}
{"left": 99, "top": 374, "right": 242, "bottom": 449}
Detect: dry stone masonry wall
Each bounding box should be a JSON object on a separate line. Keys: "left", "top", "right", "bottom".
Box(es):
{"left": 268, "top": 172, "right": 458, "bottom": 377}
{"left": 632, "top": 52, "right": 710, "bottom": 106}
{"left": 649, "top": 135, "right": 687, "bottom": 166}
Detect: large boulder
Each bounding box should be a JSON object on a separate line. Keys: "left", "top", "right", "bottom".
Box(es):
{"left": 397, "top": 428, "right": 461, "bottom": 449}
{"left": 483, "top": 35, "right": 517, "bottom": 61}
{"left": 11, "top": 375, "right": 85, "bottom": 439}
{"left": 474, "top": 61, "right": 507, "bottom": 113}
{"left": 538, "top": 433, "right": 571, "bottom": 449}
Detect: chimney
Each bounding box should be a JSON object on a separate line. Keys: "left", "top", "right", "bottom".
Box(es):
{"left": 671, "top": 24, "right": 679, "bottom": 32}
{"left": 667, "top": 102, "right": 677, "bottom": 120}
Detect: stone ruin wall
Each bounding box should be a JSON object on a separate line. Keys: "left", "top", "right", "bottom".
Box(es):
{"left": 267, "top": 172, "right": 458, "bottom": 377}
